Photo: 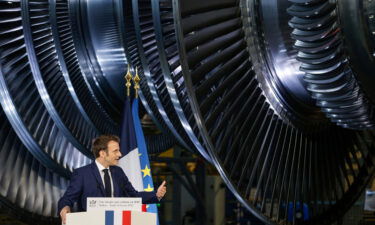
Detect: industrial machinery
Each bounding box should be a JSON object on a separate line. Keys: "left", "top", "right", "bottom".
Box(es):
{"left": 0, "top": 0, "right": 374, "bottom": 224}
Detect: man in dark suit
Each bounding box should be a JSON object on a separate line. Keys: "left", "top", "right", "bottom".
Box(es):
{"left": 58, "top": 135, "right": 167, "bottom": 224}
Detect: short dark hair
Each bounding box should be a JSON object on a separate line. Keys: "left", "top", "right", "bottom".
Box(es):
{"left": 92, "top": 135, "right": 120, "bottom": 158}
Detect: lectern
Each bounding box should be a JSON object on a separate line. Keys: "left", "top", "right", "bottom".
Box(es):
{"left": 65, "top": 197, "right": 157, "bottom": 225}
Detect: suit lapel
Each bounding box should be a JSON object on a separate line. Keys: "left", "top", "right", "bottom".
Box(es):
{"left": 110, "top": 167, "right": 120, "bottom": 197}
{"left": 90, "top": 162, "right": 105, "bottom": 196}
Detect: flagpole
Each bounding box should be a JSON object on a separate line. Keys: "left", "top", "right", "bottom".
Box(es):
{"left": 125, "top": 65, "right": 133, "bottom": 97}
{"left": 133, "top": 67, "right": 140, "bottom": 99}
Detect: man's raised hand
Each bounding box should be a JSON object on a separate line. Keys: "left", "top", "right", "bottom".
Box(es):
{"left": 156, "top": 180, "right": 167, "bottom": 200}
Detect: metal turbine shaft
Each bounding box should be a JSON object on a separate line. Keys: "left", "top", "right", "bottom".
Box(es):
{"left": 0, "top": 0, "right": 374, "bottom": 224}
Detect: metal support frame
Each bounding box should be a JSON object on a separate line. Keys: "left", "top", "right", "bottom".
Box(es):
{"left": 150, "top": 145, "right": 207, "bottom": 225}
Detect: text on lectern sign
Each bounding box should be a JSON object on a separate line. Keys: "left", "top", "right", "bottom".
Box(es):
{"left": 87, "top": 197, "right": 142, "bottom": 212}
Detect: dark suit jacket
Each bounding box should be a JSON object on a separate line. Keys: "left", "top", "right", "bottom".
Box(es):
{"left": 57, "top": 162, "right": 158, "bottom": 213}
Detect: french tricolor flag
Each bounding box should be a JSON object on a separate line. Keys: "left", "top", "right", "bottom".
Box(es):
{"left": 104, "top": 211, "right": 131, "bottom": 225}
{"left": 119, "top": 97, "right": 143, "bottom": 191}
{"left": 105, "top": 210, "right": 156, "bottom": 225}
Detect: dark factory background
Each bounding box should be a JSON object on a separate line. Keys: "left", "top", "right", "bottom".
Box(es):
{"left": 1, "top": 0, "right": 375, "bottom": 224}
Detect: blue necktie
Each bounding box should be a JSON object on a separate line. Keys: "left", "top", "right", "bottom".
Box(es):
{"left": 103, "top": 169, "right": 111, "bottom": 197}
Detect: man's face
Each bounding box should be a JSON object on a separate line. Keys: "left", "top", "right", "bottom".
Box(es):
{"left": 101, "top": 140, "right": 122, "bottom": 166}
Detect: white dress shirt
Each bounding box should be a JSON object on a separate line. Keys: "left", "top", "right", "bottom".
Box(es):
{"left": 95, "top": 160, "right": 114, "bottom": 197}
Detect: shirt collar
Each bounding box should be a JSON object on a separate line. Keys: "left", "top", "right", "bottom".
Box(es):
{"left": 95, "top": 160, "right": 109, "bottom": 171}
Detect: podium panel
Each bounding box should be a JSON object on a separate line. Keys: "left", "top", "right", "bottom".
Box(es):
{"left": 128, "top": 211, "right": 157, "bottom": 224}
{"left": 66, "top": 211, "right": 105, "bottom": 225}
{"left": 65, "top": 198, "right": 156, "bottom": 225}
{"left": 66, "top": 211, "right": 156, "bottom": 225}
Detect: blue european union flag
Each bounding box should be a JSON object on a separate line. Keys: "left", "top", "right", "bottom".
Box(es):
{"left": 132, "top": 98, "right": 159, "bottom": 224}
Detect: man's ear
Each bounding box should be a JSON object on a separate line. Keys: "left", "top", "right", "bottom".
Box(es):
{"left": 98, "top": 149, "right": 105, "bottom": 158}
